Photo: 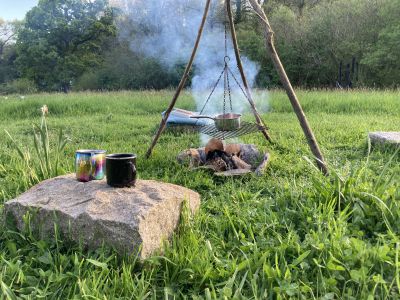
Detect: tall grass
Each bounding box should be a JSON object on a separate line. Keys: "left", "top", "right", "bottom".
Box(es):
{"left": 4, "top": 105, "right": 69, "bottom": 188}
{"left": 0, "top": 90, "right": 399, "bottom": 298}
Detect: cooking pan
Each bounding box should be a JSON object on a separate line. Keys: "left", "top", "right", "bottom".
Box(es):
{"left": 191, "top": 113, "right": 241, "bottom": 131}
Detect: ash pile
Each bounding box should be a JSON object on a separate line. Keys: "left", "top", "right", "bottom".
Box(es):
{"left": 177, "top": 138, "right": 270, "bottom": 177}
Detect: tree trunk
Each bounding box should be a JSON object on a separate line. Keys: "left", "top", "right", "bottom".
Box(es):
{"left": 61, "top": 83, "right": 70, "bottom": 93}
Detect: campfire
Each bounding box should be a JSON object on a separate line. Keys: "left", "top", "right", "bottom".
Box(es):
{"left": 177, "top": 138, "right": 270, "bottom": 176}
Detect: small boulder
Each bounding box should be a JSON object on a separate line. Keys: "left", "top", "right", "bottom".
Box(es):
{"left": 4, "top": 174, "right": 200, "bottom": 258}
{"left": 369, "top": 132, "right": 400, "bottom": 147}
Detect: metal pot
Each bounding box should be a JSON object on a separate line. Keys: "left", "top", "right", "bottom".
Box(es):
{"left": 191, "top": 113, "right": 241, "bottom": 131}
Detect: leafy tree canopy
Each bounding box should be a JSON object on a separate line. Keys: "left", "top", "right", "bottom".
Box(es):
{"left": 0, "top": 19, "right": 21, "bottom": 59}
{"left": 16, "top": 0, "right": 116, "bottom": 92}
{"left": 0, "top": 20, "right": 21, "bottom": 85}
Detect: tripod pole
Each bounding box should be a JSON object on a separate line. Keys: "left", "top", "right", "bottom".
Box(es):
{"left": 146, "top": 0, "right": 212, "bottom": 158}
{"left": 248, "top": 0, "right": 328, "bottom": 175}
{"left": 226, "top": 0, "right": 272, "bottom": 143}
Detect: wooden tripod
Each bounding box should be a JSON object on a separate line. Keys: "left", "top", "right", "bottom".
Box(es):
{"left": 145, "top": 0, "right": 328, "bottom": 175}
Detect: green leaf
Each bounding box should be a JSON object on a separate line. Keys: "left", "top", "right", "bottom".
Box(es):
{"left": 37, "top": 252, "right": 53, "bottom": 265}
{"left": 1, "top": 280, "right": 18, "bottom": 300}
{"left": 5, "top": 241, "right": 17, "bottom": 255}
{"left": 86, "top": 258, "right": 108, "bottom": 270}
{"left": 291, "top": 250, "right": 311, "bottom": 267}
{"left": 327, "top": 260, "right": 345, "bottom": 271}
{"left": 237, "top": 260, "right": 249, "bottom": 271}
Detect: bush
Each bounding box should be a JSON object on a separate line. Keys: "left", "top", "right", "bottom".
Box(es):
{"left": 73, "top": 43, "right": 182, "bottom": 91}
{"left": 0, "top": 78, "right": 38, "bottom": 95}
{"left": 73, "top": 72, "right": 101, "bottom": 91}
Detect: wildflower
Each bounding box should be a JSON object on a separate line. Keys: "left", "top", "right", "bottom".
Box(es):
{"left": 41, "top": 105, "right": 49, "bottom": 116}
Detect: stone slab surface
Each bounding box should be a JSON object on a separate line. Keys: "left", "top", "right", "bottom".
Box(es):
{"left": 369, "top": 132, "right": 400, "bottom": 146}
{"left": 4, "top": 174, "right": 200, "bottom": 258}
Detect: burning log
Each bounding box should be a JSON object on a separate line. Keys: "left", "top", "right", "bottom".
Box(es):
{"left": 205, "top": 138, "right": 224, "bottom": 155}
{"left": 225, "top": 143, "right": 241, "bottom": 156}
{"left": 205, "top": 139, "right": 251, "bottom": 172}
{"left": 206, "top": 149, "right": 235, "bottom": 172}
{"left": 231, "top": 155, "right": 252, "bottom": 170}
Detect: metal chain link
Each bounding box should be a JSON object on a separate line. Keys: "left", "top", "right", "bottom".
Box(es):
{"left": 227, "top": 65, "right": 251, "bottom": 103}
{"left": 198, "top": 68, "right": 225, "bottom": 116}
{"left": 224, "top": 11, "right": 233, "bottom": 113}
{"left": 223, "top": 23, "right": 228, "bottom": 116}
{"left": 226, "top": 63, "right": 233, "bottom": 112}
{"left": 196, "top": 3, "right": 250, "bottom": 132}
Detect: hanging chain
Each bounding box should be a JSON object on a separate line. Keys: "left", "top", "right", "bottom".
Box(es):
{"left": 223, "top": 11, "right": 233, "bottom": 114}
{"left": 226, "top": 62, "right": 233, "bottom": 112}
{"left": 223, "top": 22, "right": 228, "bottom": 117}
{"left": 198, "top": 68, "right": 226, "bottom": 116}
{"left": 227, "top": 65, "right": 251, "bottom": 102}
{"left": 195, "top": 1, "right": 248, "bottom": 135}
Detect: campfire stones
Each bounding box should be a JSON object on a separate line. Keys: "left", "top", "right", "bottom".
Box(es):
{"left": 4, "top": 174, "right": 200, "bottom": 258}
{"left": 369, "top": 132, "right": 400, "bottom": 147}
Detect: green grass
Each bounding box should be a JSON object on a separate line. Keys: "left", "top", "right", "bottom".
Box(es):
{"left": 0, "top": 89, "right": 399, "bottom": 299}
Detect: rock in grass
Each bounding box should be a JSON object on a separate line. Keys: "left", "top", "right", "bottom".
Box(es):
{"left": 4, "top": 174, "right": 200, "bottom": 258}
{"left": 369, "top": 132, "right": 400, "bottom": 147}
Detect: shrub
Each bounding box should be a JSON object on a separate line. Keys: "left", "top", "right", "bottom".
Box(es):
{"left": 0, "top": 78, "right": 38, "bottom": 95}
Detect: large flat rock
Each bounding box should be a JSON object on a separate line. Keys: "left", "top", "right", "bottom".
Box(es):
{"left": 4, "top": 174, "right": 200, "bottom": 258}
{"left": 369, "top": 132, "right": 400, "bottom": 147}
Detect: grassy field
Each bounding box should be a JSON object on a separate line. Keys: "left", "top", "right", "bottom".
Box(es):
{"left": 0, "top": 89, "right": 399, "bottom": 299}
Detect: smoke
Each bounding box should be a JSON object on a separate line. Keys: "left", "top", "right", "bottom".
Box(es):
{"left": 115, "top": 0, "right": 268, "bottom": 143}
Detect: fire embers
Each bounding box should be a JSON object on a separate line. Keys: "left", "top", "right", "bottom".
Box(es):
{"left": 204, "top": 138, "right": 251, "bottom": 172}
{"left": 206, "top": 150, "right": 236, "bottom": 172}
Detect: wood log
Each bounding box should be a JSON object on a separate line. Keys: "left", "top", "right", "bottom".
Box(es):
{"left": 215, "top": 169, "right": 252, "bottom": 177}
{"left": 232, "top": 155, "right": 252, "bottom": 170}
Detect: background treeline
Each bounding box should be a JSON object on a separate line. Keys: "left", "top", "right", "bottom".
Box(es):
{"left": 0, "top": 0, "right": 399, "bottom": 94}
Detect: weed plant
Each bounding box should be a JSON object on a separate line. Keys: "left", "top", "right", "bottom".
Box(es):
{"left": 4, "top": 105, "right": 69, "bottom": 189}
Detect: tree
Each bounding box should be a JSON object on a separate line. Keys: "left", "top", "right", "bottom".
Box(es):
{"left": 16, "top": 0, "right": 116, "bottom": 92}
{"left": 239, "top": 0, "right": 395, "bottom": 88}
{"left": 361, "top": 0, "right": 400, "bottom": 87}
{"left": 0, "top": 19, "right": 21, "bottom": 84}
{"left": 0, "top": 19, "right": 20, "bottom": 59}
{"left": 280, "top": 0, "right": 322, "bottom": 16}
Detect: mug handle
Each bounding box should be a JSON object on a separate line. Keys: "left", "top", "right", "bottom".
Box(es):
{"left": 128, "top": 162, "right": 137, "bottom": 180}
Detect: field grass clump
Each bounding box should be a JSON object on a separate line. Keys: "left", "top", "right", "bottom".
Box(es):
{"left": 0, "top": 90, "right": 399, "bottom": 299}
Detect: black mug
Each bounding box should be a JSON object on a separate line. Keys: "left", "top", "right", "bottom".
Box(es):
{"left": 106, "top": 153, "right": 137, "bottom": 187}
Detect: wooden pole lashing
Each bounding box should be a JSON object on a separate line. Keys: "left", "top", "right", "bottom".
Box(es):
{"left": 248, "top": 0, "right": 329, "bottom": 175}
{"left": 145, "top": 0, "right": 212, "bottom": 158}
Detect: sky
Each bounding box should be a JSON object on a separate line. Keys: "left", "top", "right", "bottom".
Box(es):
{"left": 0, "top": 0, "right": 38, "bottom": 21}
